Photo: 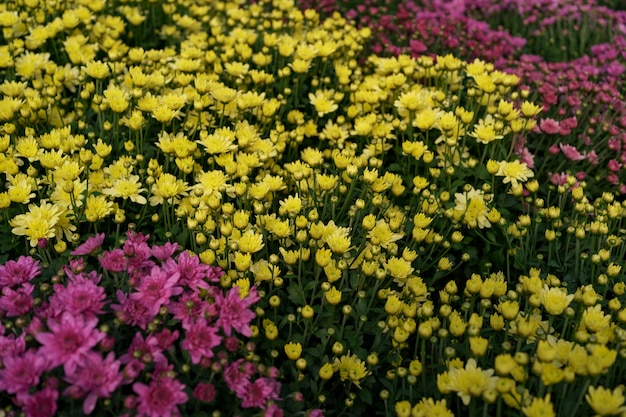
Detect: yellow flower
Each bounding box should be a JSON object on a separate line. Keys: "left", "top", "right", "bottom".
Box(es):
{"left": 581, "top": 304, "right": 611, "bottom": 333}
{"left": 453, "top": 186, "right": 491, "bottom": 229}
{"left": 102, "top": 175, "right": 147, "bottom": 204}
{"left": 324, "top": 285, "right": 342, "bottom": 305}
{"left": 332, "top": 353, "right": 369, "bottom": 388}
{"left": 279, "top": 194, "right": 302, "bottom": 216}
{"left": 522, "top": 394, "right": 556, "bottom": 417}
{"left": 496, "top": 160, "right": 534, "bottom": 188}
{"left": 319, "top": 363, "right": 334, "bottom": 380}
{"left": 309, "top": 90, "right": 338, "bottom": 117}
{"left": 10, "top": 201, "right": 61, "bottom": 247}
{"left": 149, "top": 173, "right": 188, "bottom": 206}
{"left": 470, "top": 116, "right": 504, "bottom": 144}
{"left": 443, "top": 358, "right": 498, "bottom": 405}
{"left": 411, "top": 397, "right": 454, "bottom": 417}
{"left": 324, "top": 229, "right": 352, "bottom": 255}
{"left": 367, "top": 220, "right": 403, "bottom": 248}
{"left": 198, "top": 127, "right": 238, "bottom": 154}
{"left": 586, "top": 386, "right": 626, "bottom": 416}
{"left": 385, "top": 257, "right": 414, "bottom": 282}
{"left": 103, "top": 85, "right": 130, "bottom": 113}
{"left": 539, "top": 285, "right": 574, "bottom": 315}
{"left": 236, "top": 230, "right": 265, "bottom": 254}
{"left": 284, "top": 342, "right": 303, "bottom": 360}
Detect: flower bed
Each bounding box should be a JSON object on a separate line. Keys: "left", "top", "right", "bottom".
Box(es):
{"left": 0, "top": 0, "right": 625, "bottom": 416}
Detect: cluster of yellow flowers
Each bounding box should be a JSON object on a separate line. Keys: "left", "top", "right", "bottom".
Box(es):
{"left": 1, "top": 0, "right": 626, "bottom": 415}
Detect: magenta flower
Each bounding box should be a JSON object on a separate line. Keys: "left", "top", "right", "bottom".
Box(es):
{"left": 224, "top": 359, "right": 252, "bottom": 397}
{"left": 0, "top": 283, "right": 34, "bottom": 316}
{"left": 0, "top": 332, "right": 26, "bottom": 359}
{"left": 151, "top": 241, "right": 179, "bottom": 261}
{"left": 18, "top": 385, "right": 58, "bottom": 417}
{"left": 264, "top": 403, "right": 285, "bottom": 417}
{"left": 181, "top": 318, "right": 222, "bottom": 364}
{"left": 99, "top": 248, "right": 128, "bottom": 272}
{"left": 111, "top": 289, "right": 155, "bottom": 330}
{"left": 133, "top": 377, "right": 188, "bottom": 417}
{"left": 71, "top": 233, "right": 105, "bottom": 255}
{"left": 214, "top": 286, "right": 259, "bottom": 336}
{"left": 539, "top": 118, "right": 561, "bottom": 134}
{"left": 192, "top": 382, "right": 216, "bottom": 403}
{"left": 130, "top": 266, "right": 182, "bottom": 315}
{"left": 119, "top": 332, "right": 166, "bottom": 367}
{"left": 168, "top": 291, "right": 210, "bottom": 327}
{"left": 0, "top": 349, "right": 48, "bottom": 395}
{"left": 48, "top": 279, "right": 106, "bottom": 320}
{"left": 559, "top": 144, "right": 585, "bottom": 161}
{"left": 34, "top": 312, "right": 104, "bottom": 375}
{"left": 0, "top": 256, "right": 40, "bottom": 287}
{"left": 63, "top": 352, "right": 123, "bottom": 415}
{"left": 240, "top": 378, "right": 281, "bottom": 409}
{"left": 162, "top": 251, "right": 217, "bottom": 290}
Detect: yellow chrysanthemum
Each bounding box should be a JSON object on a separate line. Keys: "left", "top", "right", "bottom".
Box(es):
{"left": 10, "top": 201, "right": 61, "bottom": 247}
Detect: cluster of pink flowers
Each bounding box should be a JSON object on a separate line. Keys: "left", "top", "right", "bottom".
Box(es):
{"left": 0, "top": 231, "right": 284, "bottom": 417}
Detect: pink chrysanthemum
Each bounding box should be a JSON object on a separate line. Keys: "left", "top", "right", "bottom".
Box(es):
{"left": 34, "top": 312, "right": 104, "bottom": 375}
{"left": 119, "top": 332, "right": 166, "bottom": 367}
{"left": 0, "top": 332, "right": 26, "bottom": 358}
{"left": 111, "top": 290, "right": 155, "bottom": 330}
{"left": 0, "top": 349, "right": 48, "bottom": 395}
{"left": 162, "top": 251, "right": 214, "bottom": 290}
{"left": 240, "top": 378, "right": 281, "bottom": 409}
{"left": 63, "top": 352, "right": 123, "bottom": 415}
{"left": 99, "top": 249, "right": 128, "bottom": 272}
{"left": 133, "top": 377, "right": 188, "bottom": 417}
{"left": 151, "top": 241, "right": 179, "bottom": 262}
{"left": 168, "top": 291, "right": 210, "bottom": 327}
{"left": 48, "top": 280, "right": 106, "bottom": 320}
{"left": 181, "top": 318, "right": 222, "bottom": 364}
{"left": 214, "top": 286, "right": 259, "bottom": 336}
{"left": 0, "top": 256, "right": 40, "bottom": 287}
{"left": 18, "top": 385, "right": 58, "bottom": 417}
{"left": 131, "top": 266, "right": 181, "bottom": 315}
{"left": 0, "top": 283, "right": 34, "bottom": 317}
{"left": 192, "top": 382, "right": 216, "bottom": 403}
{"left": 71, "top": 233, "right": 105, "bottom": 256}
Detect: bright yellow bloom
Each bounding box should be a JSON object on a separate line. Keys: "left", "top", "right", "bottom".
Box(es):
{"left": 586, "top": 386, "right": 626, "bottom": 417}
{"left": 332, "top": 353, "right": 369, "bottom": 388}
{"left": 10, "top": 202, "right": 61, "bottom": 247}
{"left": 441, "top": 358, "right": 498, "bottom": 405}
{"left": 309, "top": 90, "right": 338, "bottom": 117}
{"left": 102, "top": 175, "right": 147, "bottom": 204}
{"left": 522, "top": 394, "right": 556, "bottom": 417}
{"left": 149, "top": 173, "right": 188, "bottom": 206}
{"left": 496, "top": 160, "right": 534, "bottom": 188}
{"left": 236, "top": 230, "right": 265, "bottom": 254}
{"left": 453, "top": 187, "right": 491, "bottom": 229}
{"left": 539, "top": 285, "right": 574, "bottom": 315}
{"left": 284, "top": 342, "right": 303, "bottom": 360}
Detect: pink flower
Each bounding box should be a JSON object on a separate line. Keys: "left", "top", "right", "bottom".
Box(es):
{"left": 559, "top": 144, "right": 585, "bottom": 161}
{"left": 63, "top": 352, "right": 123, "bottom": 415}
{"left": 71, "top": 233, "right": 105, "bottom": 255}
{"left": 224, "top": 359, "right": 252, "bottom": 397}
{"left": 0, "top": 256, "right": 40, "bottom": 287}
{"left": 34, "top": 312, "right": 104, "bottom": 375}
{"left": 162, "top": 251, "right": 219, "bottom": 290}
{"left": 168, "top": 291, "right": 209, "bottom": 327}
{"left": 607, "top": 173, "right": 620, "bottom": 184}
{"left": 120, "top": 332, "right": 166, "bottom": 367}
{"left": 240, "top": 378, "right": 281, "bottom": 409}
{"left": 518, "top": 147, "right": 535, "bottom": 168}
{"left": 539, "top": 118, "right": 560, "bottom": 134}
{"left": 550, "top": 172, "right": 568, "bottom": 186}
{"left": 608, "top": 159, "right": 622, "bottom": 172}
{"left": 99, "top": 249, "right": 128, "bottom": 272}
{"left": 0, "top": 283, "right": 34, "bottom": 316}
{"left": 192, "top": 382, "right": 216, "bottom": 403}
{"left": 608, "top": 137, "right": 621, "bottom": 151}
{"left": 0, "top": 332, "right": 26, "bottom": 359}
{"left": 265, "top": 404, "right": 284, "bottom": 417}
{"left": 214, "top": 287, "right": 259, "bottom": 336}
{"left": 181, "top": 318, "right": 222, "bottom": 364}
{"left": 587, "top": 150, "right": 599, "bottom": 165}
{"left": 0, "top": 349, "right": 48, "bottom": 395}
{"left": 111, "top": 290, "right": 154, "bottom": 330}
{"left": 18, "top": 385, "right": 58, "bottom": 417}
{"left": 133, "top": 377, "right": 188, "bottom": 417}
{"left": 151, "top": 242, "right": 179, "bottom": 261}
{"left": 130, "top": 266, "right": 182, "bottom": 315}
{"left": 48, "top": 279, "right": 106, "bottom": 320}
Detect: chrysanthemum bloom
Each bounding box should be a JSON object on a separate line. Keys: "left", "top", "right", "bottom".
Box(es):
{"left": 240, "top": 377, "right": 281, "bottom": 409}
{"left": 133, "top": 377, "right": 188, "bottom": 417}
{"left": 0, "top": 349, "right": 49, "bottom": 395}
{"left": 10, "top": 202, "right": 61, "bottom": 247}
{"left": 442, "top": 358, "right": 498, "bottom": 405}
{"left": 0, "top": 283, "right": 34, "bottom": 317}
{"left": 181, "top": 318, "right": 222, "bottom": 364}
{"left": 284, "top": 342, "right": 303, "bottom": 360}
{"left": 34, "top": 312, "right": 105, "bottom": 374}
{"left": 102, "top": 175, "right": 147, "bottom": 204}
{"left": 539, "top": 285, "right": 574, "bottom": 315}
{"left": 332, "top": 352, "right": 369, "bottom": 388}
{"left": 0, "top": 255, "right": 40, "bottom": 286}
{"left": 19, "top": 385, "right": 58, "bottom": 417}
{"left": 522, "top": 394, "right": 556, "bottom": 417}
{"left": 309, "top": 90, "right": 338, "bottom": 117}
{"left": 214, "top": 286, "right": 259, "bottom": 336}
{"left": 453, "top": 187, "right": 491, "bottom": 229}
{"left": 63, "top": 352, "right": 123, "bottom": 415}
{"left": 411, "top": 397, "right": 454, "bottom": 417}
{"left": 131, "top": 267, "right": 182, "bottom": 315}
{"left": 496, "top": 160, "right": 534, "bottom": 188}
{"left": 586, "top": 386, "right": 626, "bottom": 417}
{"left": 71, "top": 233, "right": 106, "bottom": 256}
{"left": 48, "top": 279, "right": 106, "bottom": 320}
{"left": 148, "top": 173, "right": 189, "bottom": 206}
